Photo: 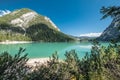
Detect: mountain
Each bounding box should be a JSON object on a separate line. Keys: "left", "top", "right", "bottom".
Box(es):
{"left": 0, "top": 8, "right": 60, "bottom": 31}
{"left": 74, "top": 33, "right": 101, "bottom": 42}
{"left": 97, "top": 15, "right": 120, "bottom": 41}
{"left": 0, "top": 8, "right": 74, "bottom": 42}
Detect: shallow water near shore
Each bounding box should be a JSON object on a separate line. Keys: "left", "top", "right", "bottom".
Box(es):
{"left": 0, "top": 42, "right": 108, "bottom": 59}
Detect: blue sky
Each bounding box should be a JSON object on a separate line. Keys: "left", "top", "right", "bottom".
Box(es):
{"left": 0, "top": 0, "right": 120, "bottom": 36}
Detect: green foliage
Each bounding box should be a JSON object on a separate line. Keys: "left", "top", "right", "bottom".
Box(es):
{"left": 29, "top": 52, "right": 72, "bottom": 80}
{"left": 0, "top": 48, "right": 29, "bottom": 80}
{"left": 100, "top": 6, "right": 120, "bottom": 19}
{"left": 26, "top": 23, "right": 74, "bottom": 42}
{"left": 0, "top": 23, "right": 31, "bottom": 41}
{"left": 0, "top": 23, "right": 74, "bottom": 42}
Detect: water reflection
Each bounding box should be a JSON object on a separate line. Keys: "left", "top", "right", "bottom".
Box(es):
{"left": 0, "top": 42, "right": 93, "bottom": 59}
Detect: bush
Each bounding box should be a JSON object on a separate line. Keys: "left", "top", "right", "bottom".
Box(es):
{"left": 0, "top": 48, "right": 29, "bottom": 80}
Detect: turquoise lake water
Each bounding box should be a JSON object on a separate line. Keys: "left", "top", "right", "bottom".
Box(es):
{"left": 0, "top": 42, "right": 108, "bottom": 59}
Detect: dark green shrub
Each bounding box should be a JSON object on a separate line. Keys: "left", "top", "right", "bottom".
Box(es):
{"left": 0, "top": 48, "right": 29, "bottom": 80}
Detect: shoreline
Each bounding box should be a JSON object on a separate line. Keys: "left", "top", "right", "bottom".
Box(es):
{"left": 27, "top": 58, "right": 49, "bottom": 67}
{"left": 0, "top": 41, "right": 33, "bottom": 44}
{"left": 27, "top": 58, "right": 63, "bottom": 67}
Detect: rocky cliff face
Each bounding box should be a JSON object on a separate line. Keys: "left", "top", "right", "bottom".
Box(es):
{"left": 98, "top": 15, "right": 120, "bottom": 41}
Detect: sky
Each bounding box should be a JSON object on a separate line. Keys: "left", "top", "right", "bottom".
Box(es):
{"left": 0, "top": 0, "right": 120, "bottom": 36}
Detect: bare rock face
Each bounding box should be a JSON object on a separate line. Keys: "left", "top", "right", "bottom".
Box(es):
{"left": 98, "top": 15, "right": 120, "bottom": 41}
{"left": 11, "top": 12, "right": 37, "bottom": 28}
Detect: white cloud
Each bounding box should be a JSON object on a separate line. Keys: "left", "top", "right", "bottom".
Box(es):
{"left": 0, "top": 10, "right": 11, "bottom": 17}
{"left": 80, "top": 32, "right": 102, "bottom": 37}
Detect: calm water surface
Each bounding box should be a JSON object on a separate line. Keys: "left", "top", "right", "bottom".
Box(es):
{"left": 0, "top": 42, "right": 108, "bottom": 59}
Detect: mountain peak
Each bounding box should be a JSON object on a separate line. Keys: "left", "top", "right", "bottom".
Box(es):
{"left": 11, "top": 8, "right": 33, "bottom": 14}
{"left": 0, "top": 8, "right": 60, "bottom": 31}
{"left": 10, "top": 8, "right": 36, "bottom": 17}
{"left": 19, "top": 8, "right": 33, "bottom": 11}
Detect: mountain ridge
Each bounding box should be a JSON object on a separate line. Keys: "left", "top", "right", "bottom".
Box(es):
{"left": 0, "top": 8, "right": 60, "bottom": 31}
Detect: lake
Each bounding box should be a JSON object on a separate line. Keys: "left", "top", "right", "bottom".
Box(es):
{"left": 0, "top": 42, "right": 108, "bottom": 59}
